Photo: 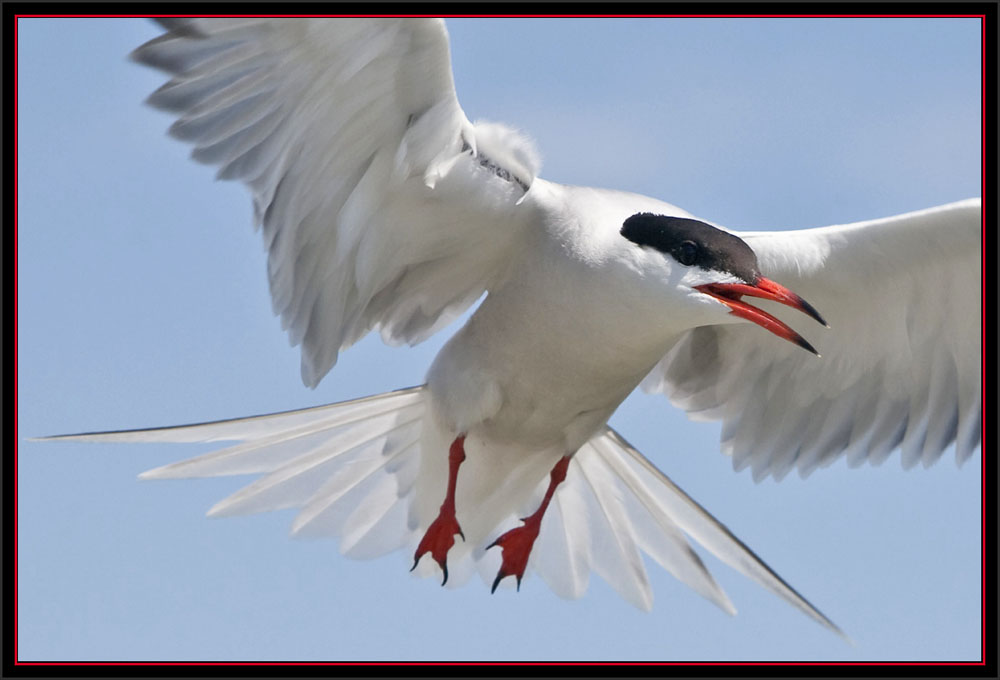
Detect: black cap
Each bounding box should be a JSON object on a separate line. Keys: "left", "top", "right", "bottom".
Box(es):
{"left": 620, "top": 213, "right": 760, "bottom": 284}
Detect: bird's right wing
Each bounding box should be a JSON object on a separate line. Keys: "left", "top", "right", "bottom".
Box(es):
{"left": 133, "top": 18, "right": 542, "bottom": 387}
{"left": 643, "top": 199, "right": 982, "bottom": 481}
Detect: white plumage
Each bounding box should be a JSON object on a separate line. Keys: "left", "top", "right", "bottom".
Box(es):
{"left": 44, "top": 18, "right": 980, "bottom": 639}
{"left": 645, "top": 200, "right": 981, "bottom": 481}
{"left": 141, "top": 18, "right": 540, "bottom": 387}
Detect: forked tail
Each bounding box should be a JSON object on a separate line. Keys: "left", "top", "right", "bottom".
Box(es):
{"left": 43, "top": 387, "right": 427, "bottom": 559}
{"left": 40, "top": 386, "right": 845, "bottom": 638}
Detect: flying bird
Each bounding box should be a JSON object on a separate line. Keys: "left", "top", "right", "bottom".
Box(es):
{"left": 45, "top": 18, "right": 981, "bottom": 637}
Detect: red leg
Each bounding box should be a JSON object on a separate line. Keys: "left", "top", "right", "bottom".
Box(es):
{"left": 411, "top": 435, "right": 467, "bottom": 585}
{"left": 487, "top": 455, "right": 571, "bottom": 593}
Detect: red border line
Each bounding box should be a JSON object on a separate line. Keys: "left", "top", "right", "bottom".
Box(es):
{"left": 13, "top": 13, "right": 988, "bottom": 667}
{"left": 12, "top": 13, "right": 991, "bottom": 19}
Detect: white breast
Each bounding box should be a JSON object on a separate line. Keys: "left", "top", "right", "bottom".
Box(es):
{"left": 423, "top": 182, "right": 697, "bottom": 452}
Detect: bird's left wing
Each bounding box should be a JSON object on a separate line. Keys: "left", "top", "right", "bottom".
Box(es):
{"left": 643, "top": 199, "right": 981, "bottom": 481}
{"left": 133, "top": 18, "right": 541, "bottom": 387}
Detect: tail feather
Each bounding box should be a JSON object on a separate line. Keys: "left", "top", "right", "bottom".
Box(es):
{"left": 41, "top": 386, "right": 423, "bottom": 447}
{"left": 41, "top": 387, "right": 426, "bottom": 559}
{"left": 291, "top": 438, "right": 419, "bottom": 536}
{"left": 336, "top": 451, "right": 418, "bottom": 558}
{"left": 139, "top": 389, "right": 423, "bottom": 479}
{"left": 587, "top": 434, "right": 736, "bottom": 615}
{"left": 206, "top": 409, "right": 422, "bottom": 517}
{"left": 599, "top": 428, "right": 848, "bottom": 640}
{"left": 573, "top": 447, "right": 654, "bottom": 611}
{"left": 532, "top": 473, "right": 592, "bottom": 600}
{"left": 41, "top": 385, "right": 844, "bottom": 635}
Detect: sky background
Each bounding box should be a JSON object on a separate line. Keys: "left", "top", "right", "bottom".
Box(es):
{"left": 17, "top": 17, "right": 982, "bottom": 663}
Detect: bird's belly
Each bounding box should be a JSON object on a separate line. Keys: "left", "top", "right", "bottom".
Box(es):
{"left": 430, "top": 344, "right": 645, "bottom": 456}
{"left": 427, "top": 318, "right": 665, "bottom": 454}
{"left": 476, "top": 381, "right": 621, "bottom": 451}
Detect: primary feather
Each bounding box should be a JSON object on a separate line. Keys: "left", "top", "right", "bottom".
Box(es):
{"left": 133, "top": 18, "right": 540, "bottom": 387}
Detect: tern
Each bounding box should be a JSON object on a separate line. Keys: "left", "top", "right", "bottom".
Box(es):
{"left": 44, "top": 18, "right": 981, "bottom": 637}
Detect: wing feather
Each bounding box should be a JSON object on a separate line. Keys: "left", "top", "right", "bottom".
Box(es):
{"left": 644, "top": 199, "right": 981, "bottom": 480}
{"left": 132, "top": 18, "right": 541, "bottom": 387}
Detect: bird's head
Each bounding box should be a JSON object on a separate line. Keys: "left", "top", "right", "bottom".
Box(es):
{"left": 619, "top": 213, "right": 827, "bottom": 354}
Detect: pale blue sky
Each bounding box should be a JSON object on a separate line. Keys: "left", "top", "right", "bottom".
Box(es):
{"left": 17, "top": 17, "right": 982, "bottom": 662}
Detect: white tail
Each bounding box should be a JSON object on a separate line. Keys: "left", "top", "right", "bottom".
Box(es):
{"left": 46, "top": 387, "right": 426, "bottom": 559}
{"left": 42, "top": 386, "right": 844, "bottom": 637}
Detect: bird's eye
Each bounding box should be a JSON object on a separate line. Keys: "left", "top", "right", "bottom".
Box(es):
{"left": 677, "top": 240, "right": 699, "bottom": 266}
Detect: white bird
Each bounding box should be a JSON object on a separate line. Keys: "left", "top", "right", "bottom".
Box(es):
{"left": 45, "top": 18, "right": 981, "bottom": 637}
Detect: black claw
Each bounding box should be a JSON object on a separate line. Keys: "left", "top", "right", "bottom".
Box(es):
{"left": 515, "top": 576, "right": 522, "bottom": 592}
{"left": 441, "top": 563, "right": 449, "bottom": 586}
{"left": 410, "top": 556, "right": 420, "bottom": 572}
{"left": 458, "top": 529, "right": 465, "bottom": 542}
{"left": 486, "top": 537, "right": 499, "bottom": 551}
{"left": 491, "top": 571, "right": 505, "bottom": 594}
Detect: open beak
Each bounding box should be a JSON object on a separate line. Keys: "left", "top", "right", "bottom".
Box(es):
{"left": 695, "top": 277, "right": 827, "bottom": 356}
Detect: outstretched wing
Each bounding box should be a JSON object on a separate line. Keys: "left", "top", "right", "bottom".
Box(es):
{"left": 643, "top": 199, "right": 981, "bottom": 481}
{"left": 133, "top": 18, "right": 541, "bottom": 387}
